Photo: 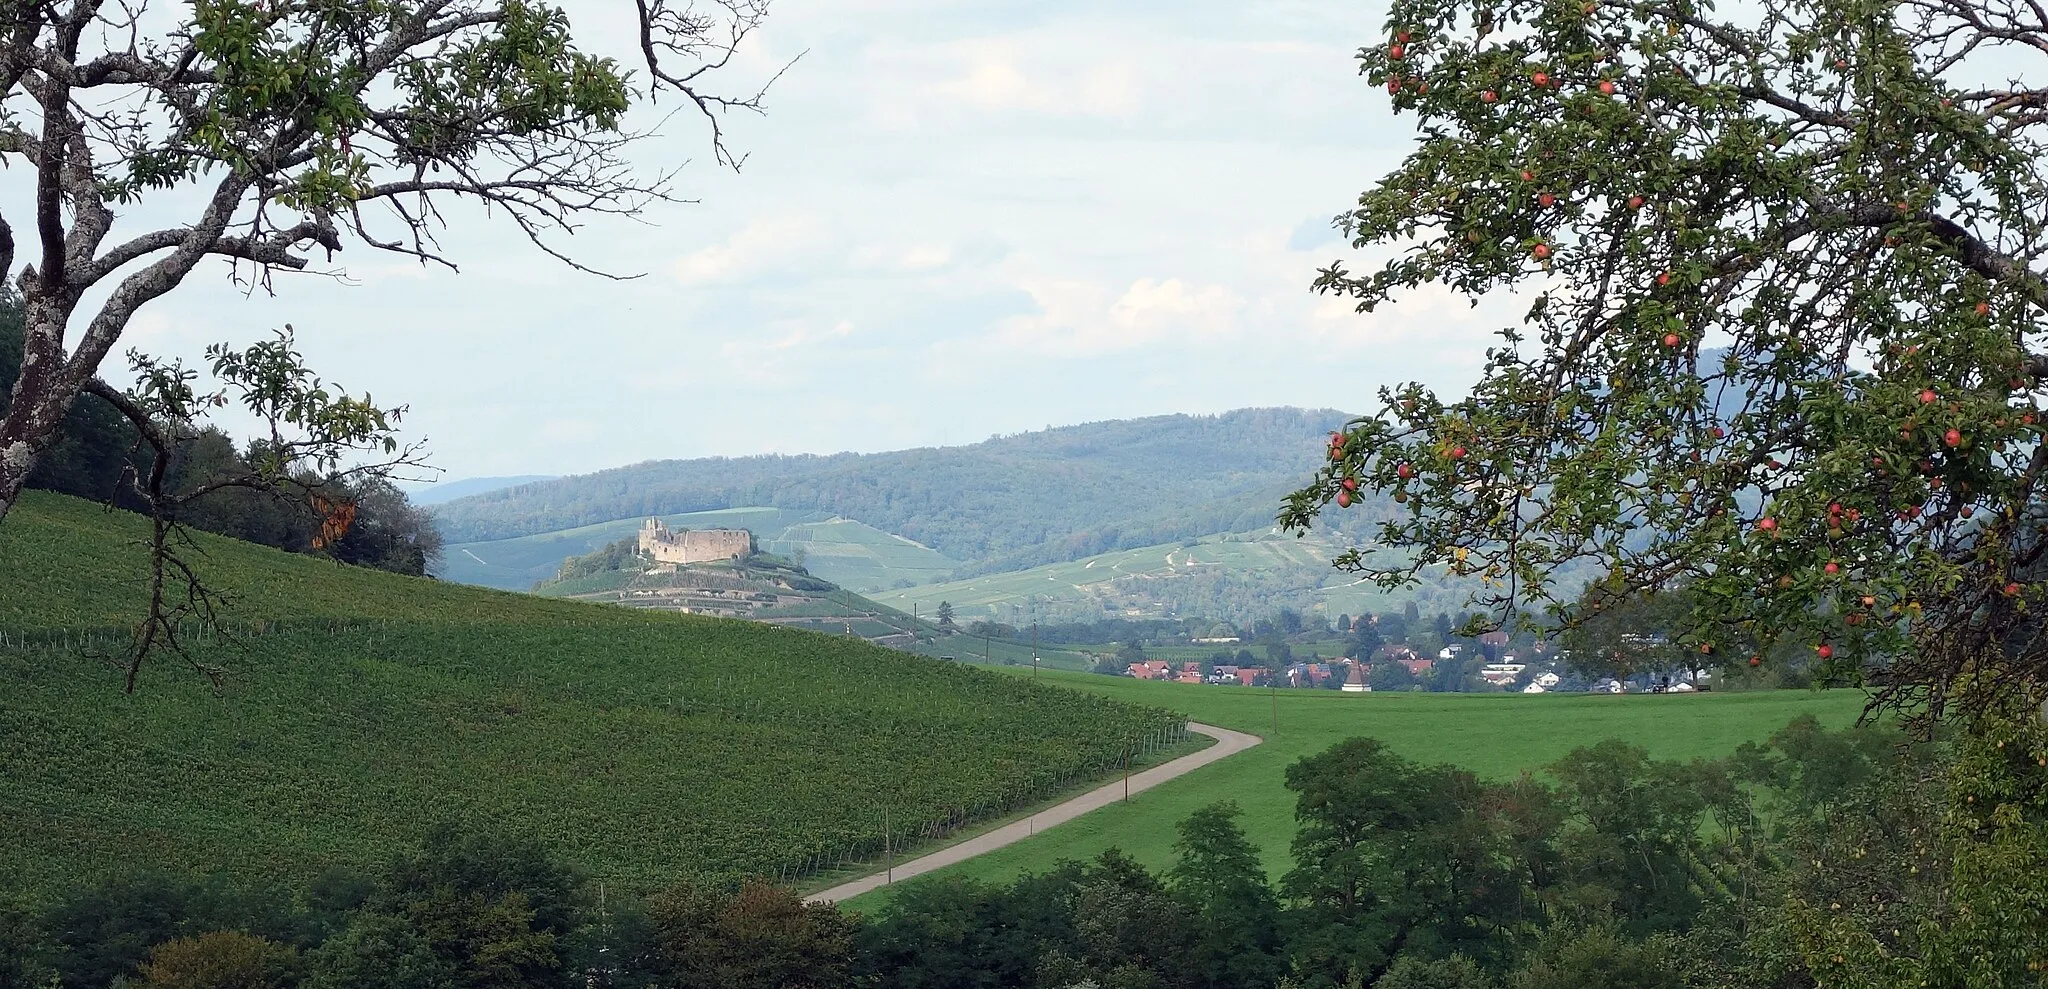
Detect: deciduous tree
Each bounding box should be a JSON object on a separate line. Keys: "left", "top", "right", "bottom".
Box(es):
{"left": 1284, "top": 0, "right": 2048, "bottom": 723}
{"left": 0, "top": 0, "right": 782, "bottom": 526}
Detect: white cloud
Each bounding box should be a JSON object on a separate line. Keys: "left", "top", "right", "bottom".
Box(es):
{"left": 994, "top": 276, "right": 1243, "bottom": 356}
{"left": 671, "top": 211, "right": 835, "bottom": 285}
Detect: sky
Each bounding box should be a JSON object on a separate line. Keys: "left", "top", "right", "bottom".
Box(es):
{"left": 61, "top": 0, "right": 1521, "bottom": 481}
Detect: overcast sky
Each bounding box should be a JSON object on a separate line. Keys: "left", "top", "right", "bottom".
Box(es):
{"left": 93, "top": 0, "right": 1517, "bottom": 480}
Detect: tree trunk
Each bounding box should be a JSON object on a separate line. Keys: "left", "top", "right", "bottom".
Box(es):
{"left": 0, "top": 313, "right": 82, "bottom": 528}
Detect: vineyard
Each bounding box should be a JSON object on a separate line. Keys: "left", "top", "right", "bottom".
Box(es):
{"left": 0, "top": 492, "right": 1183, "bottom": 898}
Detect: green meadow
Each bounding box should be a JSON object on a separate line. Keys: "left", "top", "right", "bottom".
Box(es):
{"left": 840, "top": 668, "right": 1869, "bottom": 913}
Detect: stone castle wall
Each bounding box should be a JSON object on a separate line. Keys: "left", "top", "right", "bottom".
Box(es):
{"left": 638, "top": 519, "right": 752, "bottom": 564}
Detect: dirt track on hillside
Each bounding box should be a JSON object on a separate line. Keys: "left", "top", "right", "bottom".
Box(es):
{"left": 808, "top": 722, "right": 1262, "bottom": 904}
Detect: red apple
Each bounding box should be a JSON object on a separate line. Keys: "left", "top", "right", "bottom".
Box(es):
{"left": 1336, "top": 489, "right": 1353, "bottom": 508}
{"left": 1824, "top": 561, "right": 1840, "bottom": 575}
{"left": 1657, "top": 271, "right": 1672, "bottom": 286}
{"left": 1539, "top": 192, "right": 1556, "bottom": 207}
{"left": 1961, "top": 505, "right": 1975, "bottom": 519}
{"left": 1749, "top": 656, "right": 1762, "bottom": 667}
{"left": 1828, "top": 502, "right": 1843, "bottom": 515}
{"left": 1628, "top": 195, "right": 1645, "bottom": 209}
{"left": 1396, "top": 462, "right": 1414, "bottom": 479}
{"left": 1757, "top": 517, "right": 1778, "bottom": 531}
{"left": 1531, "top": 70, "right": 1550, "bottom": 87}
{"left": 1451, "top": 446, "right": 1468, "bottom": 459}
{"left": 1699, "top": 643, "right": 1713, "bottom": 654}
{"left": 1977, "top": 301, "right": 1991, "bottom": 316}
{"left": 1663, "top": 333, "right": 1681, "bottom": 347}
{"left": 1710, "top": 426, "right": 1724, "bottom": 438}
{"left": 1598, "top": 79, "right": 1616, "bottom": 95}
{"left": 1816, "top": 643, "right": 1834, "bottom": 659}
{"left": 1388, "top": 78, "right": 1402, "bottom": 94}
{"left": 1532, "top": 243, "right": 1552, "bottom": 260}
{"left": 1390, "top": 44, "right": 1406, "bottom": 59}
{"left": 2005, "top": 581, "right": 2022, "bottom": 596}
{"left": 1520, "top": 169, "right": 1535, "bottom": 181}
{"left": 1480, "top": 89, "right": 1498, "bottom": 103}
{"left": 1945, "top": 428, "right": 1963, "bottom": 447}
{"left": 1920, "top": 388, "right": 1937, "bottom": 404}
{"left": 1846, "top": 508, "right": 1861, "bottom": 522}
{"left": 1397, "top": 30, "right": 1411, "bottom": 42}
{"left": 1341, "top": 477, "right": 1359, "bottom": 492}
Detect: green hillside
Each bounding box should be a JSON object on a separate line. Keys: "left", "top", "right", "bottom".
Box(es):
{"left": 872, "top": 528, "right": 1592, "bottom": 626}
{"left": 440, "top": 506, "right": 957, "bottom": 592}
{"left": 0, "top": 491, "right": 1180, "bottom": 899}
{"left": 844, "top": 667, "right": 1872, "bottom": 912}
{"left": 429, "top": 408, "right": 1361, "bottom": 576}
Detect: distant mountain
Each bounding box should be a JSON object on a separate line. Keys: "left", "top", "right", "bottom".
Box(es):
{"left": 429, "top": 408, "right": 1356, "bottom": 577}
{"left": 407, "top": 474, "right": 560, "bottom": 506}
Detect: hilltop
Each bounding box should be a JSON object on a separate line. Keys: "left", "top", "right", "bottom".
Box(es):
{"left": 429, "top": 407, "right": 1360, "bottom": 578}
{"left": 0, "top": 491, "right": 1180, "bottom": 898}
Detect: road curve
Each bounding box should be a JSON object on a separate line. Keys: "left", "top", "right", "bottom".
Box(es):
{"left": 809, "top": 722, "right": 1262, "bottom": 904}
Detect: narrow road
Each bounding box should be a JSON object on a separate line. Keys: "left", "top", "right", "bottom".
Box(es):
{"left": 809, "top": 722, "right": 1262, "bottom": 904}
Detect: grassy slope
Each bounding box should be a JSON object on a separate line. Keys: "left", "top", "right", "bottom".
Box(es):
{"left": 0, "top": 492, "right": 1176, "bottom": 899}
{"left": 439, "top": 507, "right": 957, "bottom": 593}
{"left": 841, "top": 667, "right": 1869, "bottom": 913}
{"left": 870, "top": 529, "right": 1580, "bottom": 623}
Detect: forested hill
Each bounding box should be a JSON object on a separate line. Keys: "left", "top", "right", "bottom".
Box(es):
{"left": 431, "top": 407, "right": 1353, "bottom": 575}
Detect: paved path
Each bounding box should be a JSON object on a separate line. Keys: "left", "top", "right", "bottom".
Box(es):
{"left": 809, "top": 722, "right": 1262, "bottom": 904}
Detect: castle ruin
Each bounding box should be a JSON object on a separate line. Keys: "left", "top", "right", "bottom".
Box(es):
{"left": 638, "top": 519, "right": 752, "bottom": 565}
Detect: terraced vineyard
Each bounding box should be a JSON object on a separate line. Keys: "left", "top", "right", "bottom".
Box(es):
{"left": 0, "top": 492, "right": 1180, "bottom": 899}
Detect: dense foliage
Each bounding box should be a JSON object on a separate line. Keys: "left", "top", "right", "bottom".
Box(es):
{"left": 0, "top": 491, "right": 1183, "bottom": 896}
{"left": 1283, "top": 0, "right": 2048, "bottom": 721}
{"left": 1, "top": 297, "right": 440, "bottom": 576}
{"left": 8, "top": 710, "right": 2039, "bottom": 989}
{"left": 431, "top": 408, "right": 1361, "bottom": 574}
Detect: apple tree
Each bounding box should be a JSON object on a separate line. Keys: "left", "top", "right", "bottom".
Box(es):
{"left": 0, "top": 0, "right": 784, "bottom": 527}
{"left": 1282, "top": 0, "right": 2048, "bottom": 723}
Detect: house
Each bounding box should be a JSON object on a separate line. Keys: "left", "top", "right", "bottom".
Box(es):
{"left": 1590, "top": 678, "right": 1625, "bottom": 694}
{"left": 1479, "top": 663, "right": 1526, "bottom": 686}
{"left": 1398, "top": 658, "right": 1434, "bottom": 677}
{"left": 1377, "top": 644, "right": 1419, "bottom": 663}
{"left": 1177, "top": 662, "right": 1203, "bottom": 684}
{"left": 1522, "top": 683, "right": 1547, "bottom": 694}
{"left": 1127, "top": 660, "right": 1173, "bottom": 681}
{"left": 1234, "top": 668, "right": 1261, "bottom": 687}
{"left": 1342, "top": 662, "right": 1370, "bottom": 693}
{"left": 1533, "top": 671, "right": 1561, "bottom": 688}
{"left": 1438, "top": 644, "right": 1465, "bottom": 661}
{"left": 1479, "top": 630, "right": 1510, "bottom": 648}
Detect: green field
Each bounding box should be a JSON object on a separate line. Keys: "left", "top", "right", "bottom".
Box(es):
{"left": 438, "top": 507, "right": 958, "bottom": 593}
{"left": 0, "top": 492, "right": 1176, "bottom": 899}
{"left": 840, "top": 668, "right": 1870, "bottom": 913}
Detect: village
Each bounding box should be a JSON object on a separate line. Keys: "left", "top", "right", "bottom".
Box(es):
{"left": 1121, "top": 635, "right": 1706, "bottom": 695}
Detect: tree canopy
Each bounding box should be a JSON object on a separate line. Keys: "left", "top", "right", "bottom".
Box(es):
{"left": 0, "top": 0, "right": 781, "bottom": 525}
{"left": 1284, "top": 0, "right": 2048, "bottom": 723}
